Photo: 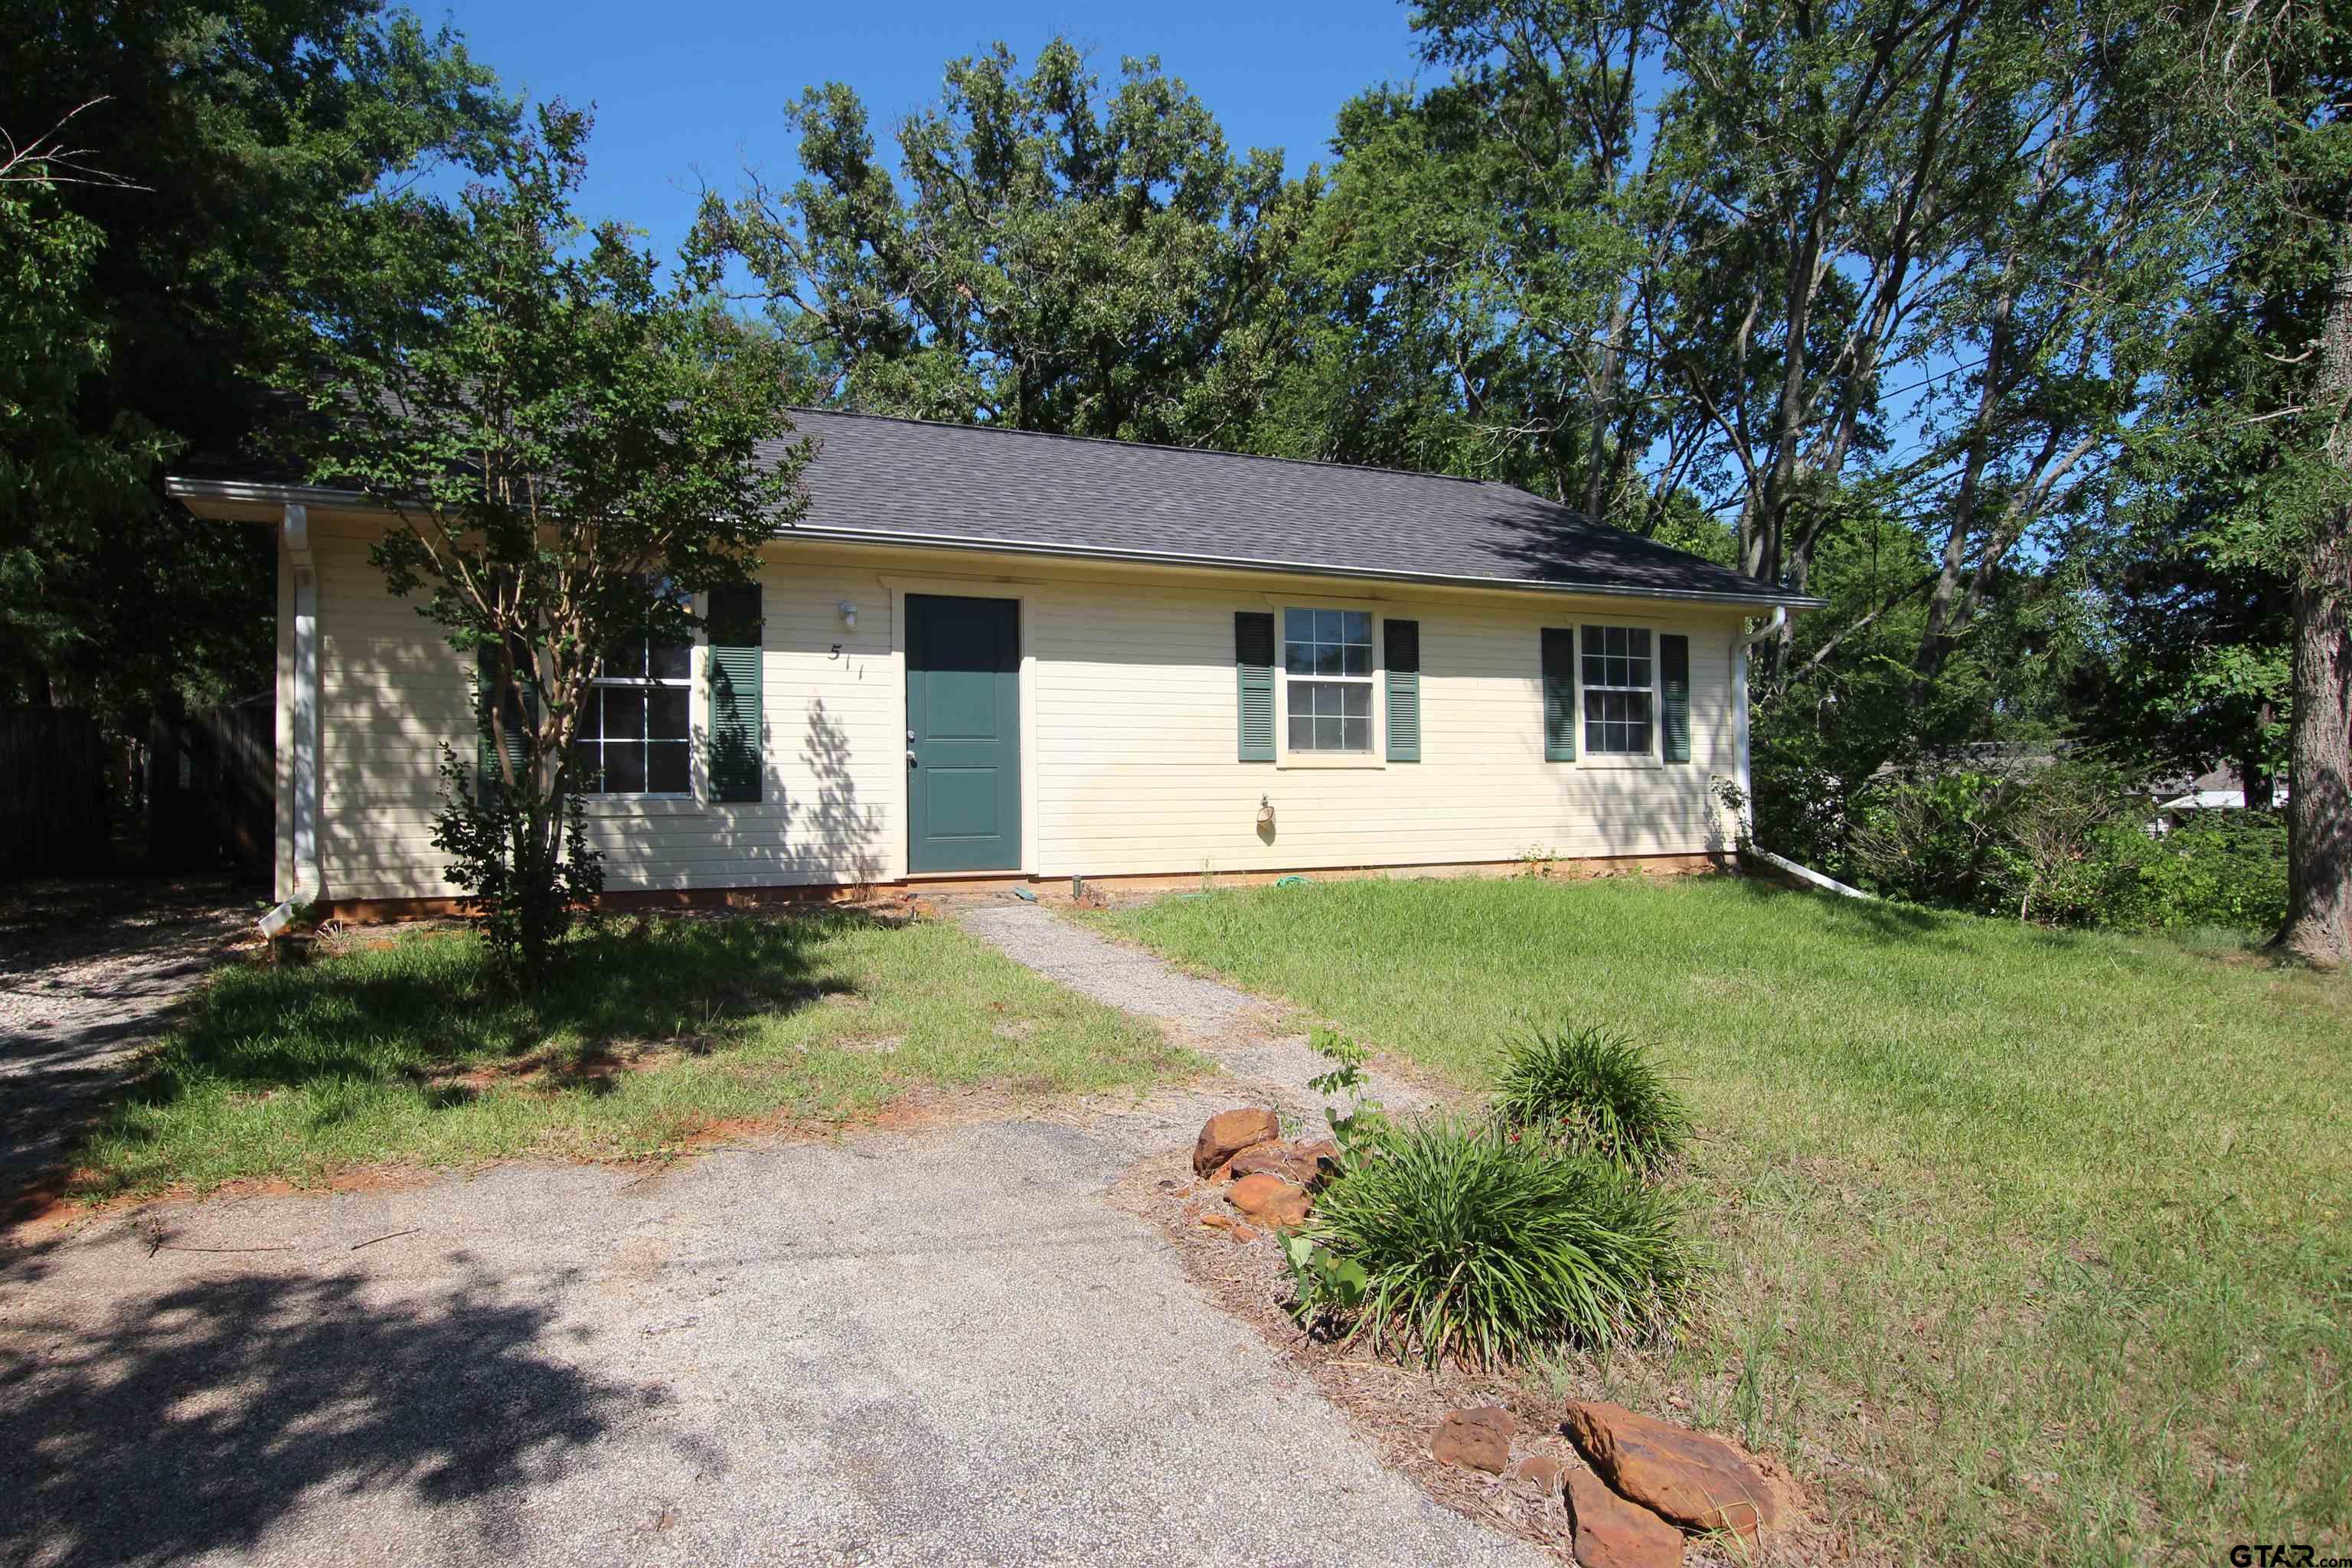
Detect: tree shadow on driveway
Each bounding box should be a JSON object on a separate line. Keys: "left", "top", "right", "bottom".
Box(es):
{"left": 0, "top": 1262, "right": 632, "bottom": 1565}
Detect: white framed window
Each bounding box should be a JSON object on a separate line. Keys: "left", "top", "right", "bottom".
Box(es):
{"left": 1284, "top": 606, "right": 1374, "bottom": 753}
{"left": 1581, "top": 624, "right": 1655, "bottom": 757}
{"left": 572, "top": 603, "right": 694, "bottom": 796}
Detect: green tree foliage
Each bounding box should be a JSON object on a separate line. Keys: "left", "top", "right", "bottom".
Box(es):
{"left": 694, "top": 39, "right": 1319, "bottom": 445}
{"left": 0, "top": 2, "right": 514, "bottom": 723}
{"left": 2156, "top": 0, "right": 2352, "bottom": 962}
{"left": 286, "top": 106, "right": 808, "bottom": 982}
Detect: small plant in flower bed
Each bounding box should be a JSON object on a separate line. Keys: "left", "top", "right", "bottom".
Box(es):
{"left": 1492, "top": 1024, "right": 1689, "bottom": 1175}
{"left": 1294, "top": 1116, "right": 1698, "bottom": 1367}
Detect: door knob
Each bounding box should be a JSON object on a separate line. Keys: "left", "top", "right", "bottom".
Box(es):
{"left": 906, "top": 748, "right": 917, "bottom": 764}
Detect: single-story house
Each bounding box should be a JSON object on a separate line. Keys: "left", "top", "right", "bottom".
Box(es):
{"left": 2151, "top": 767, "right": 2285, "bottom": 834}
{"left": 168, "top": 410, "right": 1820, "bottom": 917}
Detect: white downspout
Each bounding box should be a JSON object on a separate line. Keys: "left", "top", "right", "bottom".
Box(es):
{"left": 260, "top": 503, "right": 321, "bottom": 937}
{"left": 1729, "top": 605, "right": 1786, "bottom": 844}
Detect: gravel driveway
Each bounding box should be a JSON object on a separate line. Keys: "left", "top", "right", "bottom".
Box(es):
{"left": 1, "top": 900, "right": 1539, "bottom": 1568}
{"left": 0, "top": 877, "right": 256, "bottom": 1223}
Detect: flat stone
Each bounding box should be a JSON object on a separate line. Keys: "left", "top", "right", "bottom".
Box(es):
{"left": 1430, "top": 1406, "right": 1514, "bottom": 1474}
{"left": 1564, "top": 1468, "right": 1684, "bottom": 1568}
{"left": 1511, "top": 1454, "right": 1564, "bottom": 1496}
{"left": 1227, "top": 1142, "right": 1321, "bottom": 1184}
{"left": 1226, "top": 1173, "right": 1312, "bottom": 1229}
{"left": 1291, "top": 1138, "right": 1342, "bottom": 1182}
{"left": 1193, "top": 1108, "right": 1282, "bottom": 1176}
{"left": 1563, "top": 1400, "right": 1779, "bottom": 1540}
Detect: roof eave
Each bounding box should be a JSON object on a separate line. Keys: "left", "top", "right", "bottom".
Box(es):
{"left": 165, "top": 475, "right": 1829, "bottom": 612}
{"left": 783, "top": 522, "right": 1827, "bottom": 609}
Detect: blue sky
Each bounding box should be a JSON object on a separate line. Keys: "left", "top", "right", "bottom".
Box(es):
{"left": 428, "top": 0, "right": 1429, "bottom": 260}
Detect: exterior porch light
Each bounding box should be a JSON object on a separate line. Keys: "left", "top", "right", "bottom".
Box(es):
{"left": 838, "top": 600, "right": 859, "bottom": 629}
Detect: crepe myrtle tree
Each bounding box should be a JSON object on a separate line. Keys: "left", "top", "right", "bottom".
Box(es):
{"left": 290, "top": 104, "right": 807, "bottom": 981}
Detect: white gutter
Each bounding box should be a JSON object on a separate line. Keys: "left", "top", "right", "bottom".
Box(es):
{"left": 163, "top": 475, "right": 1828, "bottom": 612}
{"left": 260, "top": 501, "right": 322, "bottom": 937}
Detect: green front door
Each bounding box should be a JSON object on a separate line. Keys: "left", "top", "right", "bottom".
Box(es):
{"left": 906, "top": 594, "right": 1021, "bottom": 873}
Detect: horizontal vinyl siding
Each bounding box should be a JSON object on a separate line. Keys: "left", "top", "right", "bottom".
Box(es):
{"left": 1027, "top": 582, "right": 1736, "bottom": 877}
{"left": 305, "top": 524, "right": 898, "bottom": 901}
{"left": 303, "top": 521, "right": 1742, "bottom": 902}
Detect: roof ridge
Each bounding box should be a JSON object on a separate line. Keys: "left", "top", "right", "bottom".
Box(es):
{"left": 783, "top": 406, "right": 1511, "bottom": 495}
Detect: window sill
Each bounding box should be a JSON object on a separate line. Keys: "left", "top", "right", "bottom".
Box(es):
{"left": 1276, "top": 754, "right": 1386, "bottom": 770}
{"left": 1575, "top": 756, "right": 1664, "bottom": 771}
{"left": 580, "top": 795, "right": 705, "bottom": 818}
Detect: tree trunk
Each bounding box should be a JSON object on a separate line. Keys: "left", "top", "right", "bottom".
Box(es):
{"left": 2275, "top": 246, "right": 2352, "bottom": 966}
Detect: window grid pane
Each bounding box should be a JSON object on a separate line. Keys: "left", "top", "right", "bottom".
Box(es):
{"left": 1285, "top": 609, "right": 1373, "bottom": 688}
{"left": 583, "top": 635, "right": 694, "bottom": 795}
{"left": 1288, "top": 675, "right": 1374, "bottom": 753}
{"left": 1579, "top": 626, "right": 1655, "bottom": 756}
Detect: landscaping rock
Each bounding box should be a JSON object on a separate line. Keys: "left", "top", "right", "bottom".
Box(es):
{"left": 1227, "top": 1142, "right": 1322, "bottom": 1185}
{"left": 1511, "top": 1454, "right": 1565, "bottom": 1497}
{"left": 1227, "top": 1223, "right": 1260, "bottom": 1244}
{"left": 1429, "top": 1406, "right": 1514, "bottom": 1474}
{"left": 1292, "top": 1138, "right": 1342, "bottom": 1182}
{"left": 1215, "top": 1139, "right": 1281, "bottom": 1180}
{"left": 1193, "top": 1108, "right": 1282, "bottom": 1176}
{"left": 1564, "top": 1467, "right": 1684, "bottom": 1568}
{"left": 1563, "top": 1400, "right": 1780, "bottom": 1541}
{"left": 1226, "top": 1173, "right": 1312, "bottom": 1229}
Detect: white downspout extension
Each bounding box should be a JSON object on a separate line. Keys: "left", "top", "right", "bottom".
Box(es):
{"left": 260, "top": 503, "right": 322, "bottom": 937}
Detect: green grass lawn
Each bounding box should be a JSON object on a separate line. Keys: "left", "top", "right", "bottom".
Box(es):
{"left": 1100, "top": 875, "right": 2350, "bottom": 1566}
{"left": 77, "top": 910, "right": 1200, "bottom": 1198}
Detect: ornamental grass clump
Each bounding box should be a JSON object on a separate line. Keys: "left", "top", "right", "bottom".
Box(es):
{"left": 1302, "top": 1117, "right": 1698, "bottom": 1367}
{"left": 1492, "top": 1024, "right": 1690, "bottom": 1175}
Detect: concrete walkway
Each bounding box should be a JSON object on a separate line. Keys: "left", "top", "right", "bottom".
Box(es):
{"left": 957, "top": 901, "right": 1444, "bottom": 1121}
{"left": 2, "top": 906, "right": 1539, "bottom": 1568}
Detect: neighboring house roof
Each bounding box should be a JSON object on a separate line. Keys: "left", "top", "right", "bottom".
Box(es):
{"left": 168, "top": 407, "right": 1819, "bottom": 608}
{"left": 776, "top": 410, "right": 1810, "bottom": 606}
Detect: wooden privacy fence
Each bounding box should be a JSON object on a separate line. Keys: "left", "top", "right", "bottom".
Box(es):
{"left": 150, "top": 698, "right": 275, "bottom": 871}
{"left": 0, "top": 708, "right": 111, "bottom": 874}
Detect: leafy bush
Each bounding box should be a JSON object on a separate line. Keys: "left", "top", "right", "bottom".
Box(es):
{"left": 1492, "top": 1024, "right": 1689, "bottom": 1174}
{"left": 1849, "top": 769, "right": 2024, "bottom": 910}
{"left": 1301, "top": 1118, "right": 1697, "bottom": 1366}
{"left": 2095, "top": 812, "right": 2288, "bottom": 933}
{"left": 430, "top": 746, "right": 604, "bottom": 985}
{"left": 1847, "top": 762, "right": 2287, "bottom": 934}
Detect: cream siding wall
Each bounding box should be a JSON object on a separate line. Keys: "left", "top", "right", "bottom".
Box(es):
{"left": 289, "top": 518, "right": 1745, "bottom": 903}
{"left": 1027, "top": 582, "right": 1738, "bottom": 877}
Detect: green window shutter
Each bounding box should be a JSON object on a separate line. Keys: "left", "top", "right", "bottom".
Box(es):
{"left": 1541, "top": 628, "right": 1576, "bottom": 761}
{"left": 475, "top": 639, "right": 533, "bottom": 799}
{"left": 1660, "top": 633, "right": 1691, "bottom": 763}
{"left": 1236, "top": 611, "right": 1276, "bottom": 761}
{"left": 1383, "top": 617, "right": 1421, "bottom": 762}
{"left": 706, "top": 584, "right": 763, "bottom": 802}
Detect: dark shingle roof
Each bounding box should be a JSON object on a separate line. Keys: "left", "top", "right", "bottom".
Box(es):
{"left": 775, "top": 410, "right": 1808, "bottom": 606}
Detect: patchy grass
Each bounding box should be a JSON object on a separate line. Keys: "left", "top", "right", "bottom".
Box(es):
{"left": 78, "top": 910, "right": 1199, "bottom": 1198}
{"left": 1102, "top": 874, "right": 2351, "bottom": 1565}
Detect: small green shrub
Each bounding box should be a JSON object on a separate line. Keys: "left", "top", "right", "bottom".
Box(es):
{"left": 1306, "top": 1024, "right": 1390, "bottom": 1164}
{"left": 1302, "top": 1118, "right": 1698, "bottom": 1366}
{"left": 1492, "top": 1024, "right": 1689, "bottom": 1174}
